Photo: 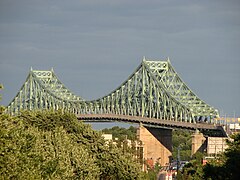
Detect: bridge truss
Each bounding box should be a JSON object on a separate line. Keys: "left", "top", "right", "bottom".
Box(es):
{"left": 6, "top": 58, "right": 219, "bottom": 127}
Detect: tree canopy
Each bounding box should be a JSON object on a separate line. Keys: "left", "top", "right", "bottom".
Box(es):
{"left": 177, "top": 133, "right": 240, "bottom": 180}
{"left": 102, "top": 125, "right": 137, "bottom": 141}
{"left": 172, "top": 129, "right": 192, "bottom": 161}
{"left": 0, "top": 110, "right": 144, "bottom": 179}
{"left": 203, "top": 133, "right": 240, "bottom": 180}
{"left": 102, "top": 126, "right": 192, "bottom": 161}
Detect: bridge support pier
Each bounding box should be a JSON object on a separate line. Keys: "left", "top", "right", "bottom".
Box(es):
{"left": 137, "top": 125, "right": 172, "bottom": 167}
{"left": 191, "top": 130, "right": 206, "bottom": 156}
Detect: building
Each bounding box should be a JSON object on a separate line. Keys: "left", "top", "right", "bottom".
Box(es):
{"left": 206, "top": 137, "right": 228, "bottom": 155}
{"left": 102, "top": 133, "right": 145, "bottom": 170}
{"left": 102, "top": 134, "right": 113, "bottom": 141}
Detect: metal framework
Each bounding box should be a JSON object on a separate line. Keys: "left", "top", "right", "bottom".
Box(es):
{"left": 6, "top": 58, "right": 219, "bottom": 125}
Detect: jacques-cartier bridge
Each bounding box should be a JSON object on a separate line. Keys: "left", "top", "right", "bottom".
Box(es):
{"left": 6, "top": 58, "right": 226, "bottom": 136}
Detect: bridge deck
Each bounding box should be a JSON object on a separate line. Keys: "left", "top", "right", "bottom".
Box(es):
{"left": 77, "top": 114, "right": 220, "bottom": 131}
{"left": 78, "top": 114, "right": 227, "bottom": 136}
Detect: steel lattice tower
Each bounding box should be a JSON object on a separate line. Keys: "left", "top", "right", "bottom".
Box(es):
{"left": 6, "top": 58, "right": 219, "bottom": 125}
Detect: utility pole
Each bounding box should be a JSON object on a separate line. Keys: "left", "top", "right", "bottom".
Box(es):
{"left": 177, "top": 145, "right": 181, "bottom": 172}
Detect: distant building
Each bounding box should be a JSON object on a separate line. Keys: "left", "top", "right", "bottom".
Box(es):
{"left": 206, "top": 137, "right": 228, "bottom": 155}
{"left": 102, "top": 134, "right": 113, "bottom": 141}
{"left": 192, "top": 131, "right": 230, "bottom": 156}
{"left": 215, "top": 117, "right": 240, "bottom": 135}
{"left": 102, "top": 133, "right": 145, "bottom": 171}
{"left": 215, "top": 117, "right": 240, "bottom": 125}
{"left": 102, "top": 134, "right": 114, "bottom": 145}
{"left": 229, "top": 123, "right": 240, "bottom": 133}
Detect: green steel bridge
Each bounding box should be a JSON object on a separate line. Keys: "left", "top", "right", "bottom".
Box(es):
{"left": 6, "top": 58, "right": 225, "bottom": 136}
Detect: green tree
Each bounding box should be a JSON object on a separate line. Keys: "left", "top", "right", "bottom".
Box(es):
{"left": 203, "top": 133, "right": 240, "bottom": 180}
{"left": 102, "top": 126, "right": 137, "bottom": 141}
{"left": 0, "top": 110, "right": 143, "bottom": 179}
{"left": 0, "top": 113, "right": 99, "bottom": 179}
{"left": 177, "top": 152, "right": 204, "bottom": 180}
{"left": 172, "top": 129, "right": 192, "bottom": 161}
{"left": 0, "top": 84, "right": 4, "bottom": 114}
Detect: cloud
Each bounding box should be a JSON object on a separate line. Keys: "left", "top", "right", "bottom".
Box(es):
{"left": 0, "top": 0, "right": 239, "bottom": 117}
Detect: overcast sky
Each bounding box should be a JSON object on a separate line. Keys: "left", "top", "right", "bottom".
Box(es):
{"left": 0, "top": 0, "right": 240, "bottom": 123}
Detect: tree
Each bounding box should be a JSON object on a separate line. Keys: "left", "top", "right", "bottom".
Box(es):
{"left": 102, "top": 125, "right": 137, "bottom": 141}
{"left": 177, "top": 152, "right": 204, "bottom": 180}
{"left": 0, "top": 113, "right": 99, "bottom": 179}
{"left": 203, "top": 133, "right": 240, "bottom": 180}
{"left": 172, "top": 129, "right": 192, "bottom": 161}
{"left": 0, "top": 84, "right": 4, "bottom": 114}
{"left": 0, "top": 110, "right": 144, "bottom": 179}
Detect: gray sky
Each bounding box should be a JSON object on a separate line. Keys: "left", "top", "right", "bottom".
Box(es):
{"left": 1, "top": 0, "right": 240, "bottom": 122}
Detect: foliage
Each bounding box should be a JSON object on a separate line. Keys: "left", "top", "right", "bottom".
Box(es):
{"left": 0, "top": 112, "right": 99, "bottom": 179}
{"left": 0, "top": 110, "right": 143, "bottom": 180}
{"left": 102, "top": 125, "right": 137, "bottom": 141}
{"left": 177, "top": 134, "right": 240, "bottom": 180}
{"left": 0, "top": 84, "right": 4, "bottom": 114}
{"left": 177, "top": 152, "right": 204, "bottom": 180}
{"left": 172, "top": 129, "right": 192, "bottom": 161}
{"left": 203, "top": 133, "right": 240, "bottom": 180}
{"left": 102, "top": 126, "right": 194, "bottom": 179}
{"left": 0, "top": 84, "right": 2, "bottom": 99}
{"left": 100, "top": 126, "right": 193, "bottom": 161}
{"left": 144, "top": 162, "right": 162, "bottom": 180}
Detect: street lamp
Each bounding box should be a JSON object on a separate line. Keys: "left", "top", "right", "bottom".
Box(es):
{"left": 177, "top": 145, "right": 181, "bottom": 172}
{"left": 177, "top": 143, "right": 186, "bottom": 172}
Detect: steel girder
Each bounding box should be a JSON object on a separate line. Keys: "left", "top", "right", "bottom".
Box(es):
{"left": 6, "top": 58, "right": 219, "bottom": 123}
{"left": 6, "top": 69, "right": 83, "bottom": 115}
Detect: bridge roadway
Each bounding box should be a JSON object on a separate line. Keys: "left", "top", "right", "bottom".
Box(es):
{"left": 77, "top": 114, "right": 226, "bottom": 136}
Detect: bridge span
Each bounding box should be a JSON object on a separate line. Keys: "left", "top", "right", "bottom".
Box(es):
{"left": 5, "top": 57, "right": 227, "bottom": 166}
{"left": 6, "top": 58, "right": 219, "bottom": 125}
{"left": 78, "top": 114, "right": 226, "bottom": 137}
